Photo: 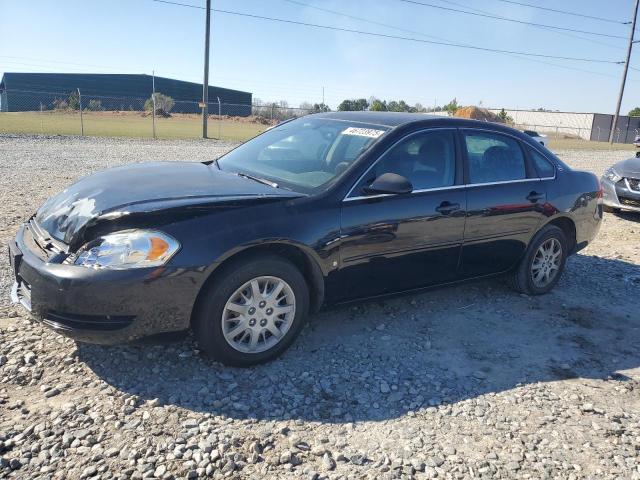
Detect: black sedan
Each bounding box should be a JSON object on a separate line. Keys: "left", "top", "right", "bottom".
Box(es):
{"left": 9, "top": 112, "right": 603, "bottom": 366}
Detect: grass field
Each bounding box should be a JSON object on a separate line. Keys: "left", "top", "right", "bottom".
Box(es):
{"left": 0, "top": 111, "right": 268, "bottom": 141}
{"left": 547, "top": 137, "right": 635, "bottom": 151}
{"left": 0, "top": 111, "right": 638, "bottom": 152}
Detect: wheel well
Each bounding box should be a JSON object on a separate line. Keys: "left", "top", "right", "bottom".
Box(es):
{"left": 190, "top": 243, "right": 325, "bottom": 327}
{"left": 548, "top": 217, "right": 576, "bottom": 252}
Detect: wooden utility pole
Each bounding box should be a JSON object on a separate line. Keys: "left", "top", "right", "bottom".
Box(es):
{"left": 610, "top": 0, "right": 639, "bottom": 144}
{"left": 152, "top": 70, "right": 157, "bottom": 140}
{"left": 202, "top": 0, "right": 211, "bottom": 138}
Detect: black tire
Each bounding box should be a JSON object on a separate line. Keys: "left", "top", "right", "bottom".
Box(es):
{"left": 193, "top": 255, "right": 309, "bottom": 367}
{"left": 508, "top": 225, "right": 567, "bottom": 295}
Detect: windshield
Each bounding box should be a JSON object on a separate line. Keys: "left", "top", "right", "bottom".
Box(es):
{"left": 217, "top": 117, "right": 389, "bottom": 193}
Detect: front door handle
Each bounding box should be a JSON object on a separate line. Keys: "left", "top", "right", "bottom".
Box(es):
{"left": 526, "top": 191, "right": 546, "bottom": 203}
{"left": 435, "top": 201, "right": 461, "bottom": 214}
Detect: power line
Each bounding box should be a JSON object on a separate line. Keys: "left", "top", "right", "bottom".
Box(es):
{"left": 283, "top": 0, "right": 445, "bottom": 41}
{"left": 397, "top": 0, "right": 627, "bottom": 39}
{"left": 151, "top": 0, "right": 623, "bottom": 64}
{"left": 493, "top": 0, "right": 627, "bottom": 25}
{"left": 435, "top": 0, "right": 624, "bottom": 50}
{"left": 283, "top": 0, "right": 628, "bottom": 81}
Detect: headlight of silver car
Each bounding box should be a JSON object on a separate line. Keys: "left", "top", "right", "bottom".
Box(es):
{"left": 70, "top": 230, "right": 180, "bottom": 269}
{"left": 603, "top": 167, "right": 622, "bottom": 183}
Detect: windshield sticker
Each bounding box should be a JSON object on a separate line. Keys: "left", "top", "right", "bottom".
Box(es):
{"left": 342, "top": 127, "right": 385, "bottom": 139}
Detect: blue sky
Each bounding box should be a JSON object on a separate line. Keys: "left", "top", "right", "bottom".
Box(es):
{"left": 1, "top": 0, "right": 639, "bottom": 113}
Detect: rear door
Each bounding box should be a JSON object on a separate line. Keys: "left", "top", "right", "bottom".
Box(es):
{"left": 460, "top": 129, "right": 547, "bottom": 277}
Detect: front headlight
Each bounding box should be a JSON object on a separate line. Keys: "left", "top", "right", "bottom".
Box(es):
{"left": 70, "top": 230, "right": 180, "bottom": 269}
{"left": 603, "top": 167, "right": 622, "bottom": 183}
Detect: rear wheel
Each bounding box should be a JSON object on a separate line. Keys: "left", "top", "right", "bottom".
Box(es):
{"left": 193, "top": 256, "right": 309, "bottom": 366}
{"left": 509, "top": 225, "right": 567, "bottom": 295}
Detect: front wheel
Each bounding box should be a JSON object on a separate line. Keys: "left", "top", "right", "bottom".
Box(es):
{"left": 509, "top": 225, "right": 567, "bottom": 295}
{"left": 193, "top": 256, "right": 309, "bottom": 366}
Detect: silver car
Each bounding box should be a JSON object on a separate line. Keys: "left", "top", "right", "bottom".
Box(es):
{"left": 601, "top": 156, "right": 640, "bottom": 212}
{"left": 523, "top": 130, "right": 547, "bottom": 147}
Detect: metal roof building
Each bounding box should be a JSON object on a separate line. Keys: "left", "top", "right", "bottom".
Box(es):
{"left": 0, "top": 72, "right": 252, "bottom": 115}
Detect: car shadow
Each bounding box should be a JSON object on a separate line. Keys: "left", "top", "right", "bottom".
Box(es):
{"left": 77, "top": 253, "right": 640, "bottom": 423}
{"left": 610, "top": 210, "right": 640, "bottom": 223}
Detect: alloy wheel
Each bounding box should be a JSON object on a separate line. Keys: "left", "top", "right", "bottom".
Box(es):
{"left": 221, "top": 276, "right": 296, "bottom": 354}
{"left": 531, "top": 238, "right": 562, "bottom": 288}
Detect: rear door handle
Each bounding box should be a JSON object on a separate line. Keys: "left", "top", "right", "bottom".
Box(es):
{"left": 435, "top": 201, "right": 461, "bottom": 214}
{"left": 526, "top": 191, "right": 546, "bottom": 203}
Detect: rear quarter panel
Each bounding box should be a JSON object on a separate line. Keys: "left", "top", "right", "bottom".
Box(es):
{"left": 543, "top": 168, "right": 602, "bottom": 250}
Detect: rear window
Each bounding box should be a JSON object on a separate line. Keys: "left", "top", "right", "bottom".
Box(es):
{"left": 464, "top": 132, "right": 526, "bottom": 183}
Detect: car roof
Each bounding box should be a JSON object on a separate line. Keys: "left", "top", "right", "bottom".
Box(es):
{"left": 312, "top": 111, "right": 441, "bottom": 127}
{"left": 310, "top": 111, "right": 521, "bottom": 135}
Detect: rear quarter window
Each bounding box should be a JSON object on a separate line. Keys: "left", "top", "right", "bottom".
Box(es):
{"left": 529, "top": 147, "right": 556, "bottom": 178}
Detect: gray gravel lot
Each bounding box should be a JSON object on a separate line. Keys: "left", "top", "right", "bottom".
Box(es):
{"left": 1, "top": 134, "right": 639, "bottom": 479}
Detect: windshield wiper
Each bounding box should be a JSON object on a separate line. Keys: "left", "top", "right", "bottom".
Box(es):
{"left": 235, "top": 172, "right": 279, "bottom": 189}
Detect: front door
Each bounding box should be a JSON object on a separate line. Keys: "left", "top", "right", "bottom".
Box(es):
{"left": 335, "top": 128, "right": 467, "bottom": 301}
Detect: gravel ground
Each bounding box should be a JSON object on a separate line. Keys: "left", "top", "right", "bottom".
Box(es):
{"left": 0, "top": 134, "right": 639, "bottom": 480}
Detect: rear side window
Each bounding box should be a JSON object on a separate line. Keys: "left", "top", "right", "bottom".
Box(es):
{"left": 464, "top": 132, "right": 526, "bottom": 184}
{"left": 529, "top": 147, "right": 555, "bottom": 178}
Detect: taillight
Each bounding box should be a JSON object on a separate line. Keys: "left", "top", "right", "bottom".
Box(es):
{"left": 596, "top": 178, "right": 604, "bottom": 207}
{"left": 597, "top": 179, "right": 604, "bottom": 199}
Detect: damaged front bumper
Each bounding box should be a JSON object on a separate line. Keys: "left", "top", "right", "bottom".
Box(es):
{"left": 8, "top": 223, "right": 198, "bottom": 344}
{"left": 601, "top": 176, "right": 640, "bottom": 212}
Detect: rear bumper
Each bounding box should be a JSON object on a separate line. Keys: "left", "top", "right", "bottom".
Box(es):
{"left": 601, "top": 177, "right": 640, "bottom": 212}
{"left": 8, "top": 224, "right": 199, "bottom": 344}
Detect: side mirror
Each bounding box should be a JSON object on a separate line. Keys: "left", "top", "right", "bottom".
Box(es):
{"left": 363, "top": 173, "right": 413, "bottom": 195}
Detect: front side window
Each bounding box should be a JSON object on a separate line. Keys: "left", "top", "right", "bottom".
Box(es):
{"left": 354, "top": 129, "right": 456, "bottom": 194}
{"left": 217, "top": 117, "right": 389, "bottom": 193}
{"left": 464, "top": 132, "right": 526, "bottom": 184}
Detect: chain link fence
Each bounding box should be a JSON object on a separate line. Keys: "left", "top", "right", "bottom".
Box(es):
{"left": 511, "top": 122, "right": 640, "bottom": 145}
{"left": 0, "top": 89, "right": 315, "bottom": 141}
{"left": 2, "top": 89, "right": 636, "bottom": 145}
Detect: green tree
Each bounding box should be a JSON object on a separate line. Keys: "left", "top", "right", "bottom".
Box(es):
{"left": 337, "top": 100, "right": 353, "bottom": 111}
{"left": 313, "top": 103, "right": 330, "bottom": 112}
{"left": 144, "top": 93, "right": 175, "bottom": 116}
{"left": 387, "top": 100, "right": 401, "bottom": 112}
{"left": 497, "top": 108, "right": 513, "bottom": 123}
{"left": 67, "top": 90, "right": 80, "bottom": 110}
{"left": 442, "top": 98, "right": 458, "bottom": 115}
{"left": 337, "top": 98, "right": 369, "bottom": 111}
{"left": 629, "top": 107, "right": 640, "bottom": 117}
{"left": 369, "top": 98, "right": 387, "bottom": 111}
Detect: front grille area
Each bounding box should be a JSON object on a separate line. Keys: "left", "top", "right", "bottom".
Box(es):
{"left": 626, "top": 177, "right": 640, "bottom": 192}
{"left": 620, "top": 197, "right": 640, "bottom": 209}
{"left": 22, "top": 223, "right": 51, "bottom": 261}
{"left": 43, "top": 311, "right": 135, "bottom": 331}
{"left": 22, "top": 219, "right": 68, "bottom": 261}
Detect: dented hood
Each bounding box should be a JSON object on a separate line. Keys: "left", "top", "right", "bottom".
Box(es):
{"left": 35, "top": 161, "right": 300, "bottom": 245}
{"left": 613, "top": 157, "right": 640, "bottom": 177}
